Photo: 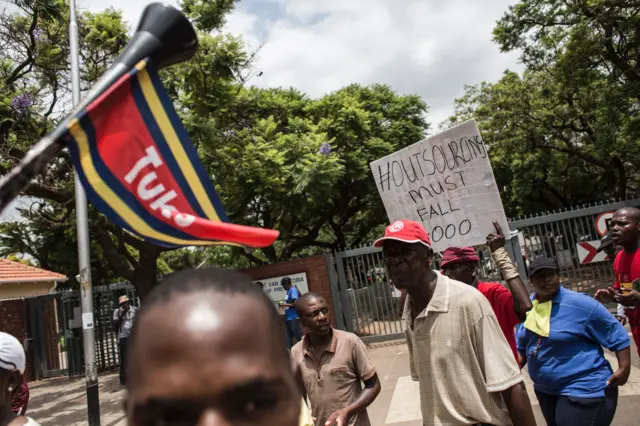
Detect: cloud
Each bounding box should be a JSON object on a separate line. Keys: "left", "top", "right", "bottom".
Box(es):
{"left": 80, "top": 0, "right": 524, "bottom": 125}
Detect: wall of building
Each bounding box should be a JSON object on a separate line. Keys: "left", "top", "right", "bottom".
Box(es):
{"left": 0, "top": 299, "right": 33, "bottom": 380}
{"left": 242, "top": 255, "right": 337, "bottom": 327}
{"left": 0, "top": 281, "right": 54, "bottom": 299}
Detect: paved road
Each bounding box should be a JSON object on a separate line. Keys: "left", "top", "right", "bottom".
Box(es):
{"left": 368, "top": 328, "right": 640, "bottom": 426}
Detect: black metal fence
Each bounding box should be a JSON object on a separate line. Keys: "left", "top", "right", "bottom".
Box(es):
{"left": 330, "top": 198, "right": 640, "bottom": 342}
{"left": 27, "top": 282, "right": 138, "bottom": 380}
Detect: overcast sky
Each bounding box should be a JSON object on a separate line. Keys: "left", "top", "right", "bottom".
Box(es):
{"left": 79, "top": 0, "right": 524, "bottom": 126}
{"left": 4, "top": 0, "right": 525, "bottom": 223}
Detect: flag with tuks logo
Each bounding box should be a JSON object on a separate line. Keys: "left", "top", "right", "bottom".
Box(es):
{"left": 63, "top": 58, "right": 279, "bottom": 248}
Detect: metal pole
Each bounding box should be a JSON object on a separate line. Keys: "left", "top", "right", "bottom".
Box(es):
{"left": 69, "top": 1, "right": 101, "bottom": 424}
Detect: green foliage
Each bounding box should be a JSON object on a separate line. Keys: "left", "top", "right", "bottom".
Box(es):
{"left": 204, "top": 84, "right": 428, "bottom": 262}
{"left": 0, "top": 0, "right": 429, "bottom": 295}
{"left": 447, "top": 0, "right": 639, "bottom": 216}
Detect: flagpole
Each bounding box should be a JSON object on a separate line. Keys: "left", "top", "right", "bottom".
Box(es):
{"left": 69, "top": 0, "right": 101, "bottom": 424}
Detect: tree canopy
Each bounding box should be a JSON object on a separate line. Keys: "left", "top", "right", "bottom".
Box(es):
{"left": 0, "top": 0, "right": 428, "bottom": 296}
{"left": 447, "top": 0, "right": 639, "bottom": 216}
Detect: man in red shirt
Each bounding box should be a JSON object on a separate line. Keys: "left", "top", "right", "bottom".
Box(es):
{"left": 440, "top": 221, "right": 532, "bottom": 360}
{"left": 595, "top": 207, "right": 640, "bottom": 355}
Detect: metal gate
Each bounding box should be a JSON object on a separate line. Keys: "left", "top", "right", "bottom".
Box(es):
{"left": 26, "top": 282, "right": 138, "bottom": 379}
{"left": 332, "top": 243, "right": 507, "bottom": 343}
{"left": 332, "top": 198, "right": 640, "bottom": 342}
{"left": 510, "top": 198, "right": 640, "bottom": 295}
{"left": 27, "top": 293, "right": 67, "bottom": 380}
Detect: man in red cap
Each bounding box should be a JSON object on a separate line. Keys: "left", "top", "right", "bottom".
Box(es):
{"left": 376, "top": 220, "right": 536, "bottom": 426}
{"left": 440, "top": 221, "right": 532, "bottom": 360}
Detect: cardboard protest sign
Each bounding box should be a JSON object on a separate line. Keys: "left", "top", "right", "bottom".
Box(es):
{"left": 370, "top": 119, "right": 509, "bottom": 252}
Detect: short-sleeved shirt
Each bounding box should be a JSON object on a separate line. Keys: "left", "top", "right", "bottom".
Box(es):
{"left": 613, "top": 248, "right": 640, "bottom": 355}
{"left": 285, "top": 287, "right": 301, "bottom": 321}
{"left": 516, "top": 286, "right": 630, "bottom": 398}
{"left": 476, "top": 281, "right": 521, "bottom": 360}
{"left": 291, "top": 329, "right": 376, "bottom": 426}
{"left": 113, "top": 306, "right": 137, "bottom": 339}
{"left": 404, "top": 273, "right": 522, "bottom": 426}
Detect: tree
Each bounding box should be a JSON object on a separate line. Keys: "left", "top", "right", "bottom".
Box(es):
{"left": 196, "top": 84, "right": 428, "bottom": 263}
{"left": 446, "top": 0, "right": 639, "bottom": 216}
{"left": 1, "top": 0, "right": 430, "bottom": 296}
{"left": 1, "top": 0, "right": 247, "bottom": 297}
{"left": 494, "top": 0, "right": 640, "bottom": 98}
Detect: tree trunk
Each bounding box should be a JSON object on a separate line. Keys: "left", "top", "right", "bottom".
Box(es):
{"left": 611, "top": 156, "right": 627, "bottom": 200}
{"left": 133, "top": 244, "right": 161, "bottom": 301}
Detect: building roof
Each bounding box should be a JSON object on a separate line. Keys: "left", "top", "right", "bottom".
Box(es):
{"left": 0, "top": 258, "right": 67, "bottom": 284}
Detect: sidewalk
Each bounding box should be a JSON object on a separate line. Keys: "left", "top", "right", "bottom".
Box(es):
{"left": 28, "top": 335, "right": 640, "bottom": 425}
{"left": 367, "top": 338, "right": 640, "bottom": 426}
{"left": 29, "top": 372, "right": 125, "bottom": 426}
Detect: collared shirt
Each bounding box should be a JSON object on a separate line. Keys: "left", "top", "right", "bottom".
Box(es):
{"left": 516, "top": 286, "right": 630, "bottom": 398}
{"left": 404, "top": 273, "right": 522, "bottom": 426}
{"left": 291, "top": 329, "right": 376, "bottom": 426}
{"left": 285, "top": 287, "right": 301, "bottom": 321}
{"left": 473, "top": 279, "right": 521, "bottom": 360}
{"left": 113, "top": 306, "right": 137, "bottom": 339}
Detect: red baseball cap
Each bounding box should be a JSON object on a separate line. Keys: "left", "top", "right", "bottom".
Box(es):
{"left": 373, "top": 220, "right": 431, "bottom": 248}
{"left": 440, "top": 246, "right": 479, "bottom": 268}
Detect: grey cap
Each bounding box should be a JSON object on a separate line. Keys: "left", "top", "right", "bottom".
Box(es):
{"left": 529, "top": 257, "right": 558, "bottom": 277}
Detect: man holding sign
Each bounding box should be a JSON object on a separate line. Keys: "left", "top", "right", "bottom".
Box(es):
{"left": 375, "top": 220, "right": 536, "bottom": 426}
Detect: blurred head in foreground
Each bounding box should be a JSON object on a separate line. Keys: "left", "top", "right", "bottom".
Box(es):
{"left": 0, "top": 332, "right": 26, "bottom": 424}
{"left": 126, "top": 268, "right": 300, "bottom": 426}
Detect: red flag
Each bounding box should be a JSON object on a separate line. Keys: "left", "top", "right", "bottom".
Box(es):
{"left": 64, "top": 59, "right": 278, "bottom": 247}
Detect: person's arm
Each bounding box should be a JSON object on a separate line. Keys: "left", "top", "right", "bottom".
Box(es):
{"left": 325, "top": 374, "right": 381, "bottom": 425}
{"left": 585, "top": 302, "right": 631, "bottom": 386}
{"left": 113, "top": 308, "right": 122, "bottom": 325}
{"left": 616, "top": 289, "right": 640, "bottom": 308}
{"left": 501, "top": 382, "right": 537, "bottom": 426}
{"left": 283, "top": 288, "right": 299, "bottom": 308}
{"left": 515, "top": 324, "right": 527, "bottom": 368}
{"left": 607, "top": 346, "right": 631, "bottom": 386}
{"left": 517, "top": 352, "right": 527, "bottom": 369}
{"left": 487, "top": 221, "right": 532, "bottom": 320}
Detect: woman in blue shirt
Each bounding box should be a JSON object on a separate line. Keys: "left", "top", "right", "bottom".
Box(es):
{"left": 517, "top": 257, "right": 631, "bottom": 426}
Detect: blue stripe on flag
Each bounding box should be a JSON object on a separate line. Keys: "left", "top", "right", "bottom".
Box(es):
{"left": 145, "top": 64, "right": 229, "bottom": 222}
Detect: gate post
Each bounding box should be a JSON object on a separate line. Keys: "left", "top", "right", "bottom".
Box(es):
{"left": 333, "top": 252, "right": 355, "bottom": 333}
{"left": 505, "top": 229, "right": 529, "bottom": 288}
{"left": 325, "top": 254, "right": 346, "bottom": 331}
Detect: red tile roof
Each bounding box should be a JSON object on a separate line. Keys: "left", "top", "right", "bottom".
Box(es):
{"left": 0, "top": 258, "right": 67, "bottom": 283}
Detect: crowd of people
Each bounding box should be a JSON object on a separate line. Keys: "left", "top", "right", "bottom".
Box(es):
{"left": 0, "top": 206, "right": 637, "bottom": 426}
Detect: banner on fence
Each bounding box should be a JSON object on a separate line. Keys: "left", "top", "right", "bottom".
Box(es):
{"left": 253, "top": 272, "right": 309, "bottom": 304}
{"left": 370, "top": 120, "right": 509, "bottom": 252}
{"left": 576, "top": 241, "right": 610, "bottom": 264}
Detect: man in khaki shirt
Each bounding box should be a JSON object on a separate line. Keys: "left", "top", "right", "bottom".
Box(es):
{"left": 292, "top": 293, "right": 381, "bottom": 426}
{"left": 375, "top": 220, "right": 536, "bottom": 426}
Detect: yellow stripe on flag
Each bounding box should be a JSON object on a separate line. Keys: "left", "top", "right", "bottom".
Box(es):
{"left": 135, "top": 62, "right": 221, "bottom": 222}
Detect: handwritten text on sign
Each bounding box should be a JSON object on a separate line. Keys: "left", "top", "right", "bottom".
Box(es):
{"left": 370, "top": 120, "right": 509, "bottom": 252}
